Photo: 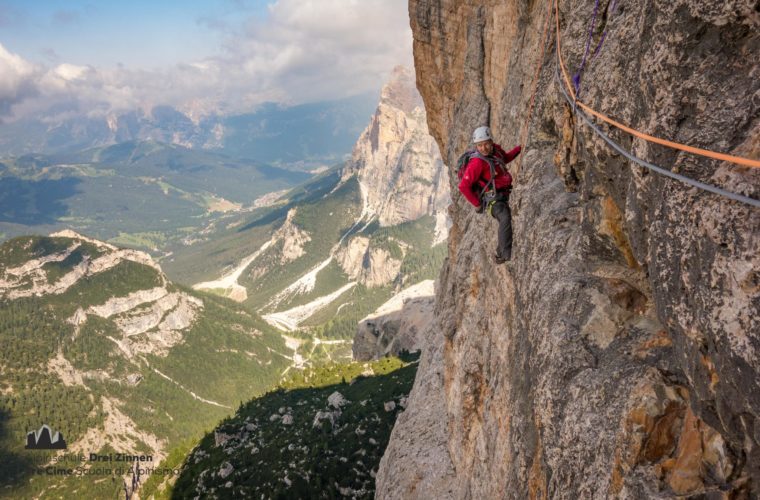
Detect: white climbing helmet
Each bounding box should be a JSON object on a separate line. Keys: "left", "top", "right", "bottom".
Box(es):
{"left": 472, "top": 126, "right": 493, "bottom": 144}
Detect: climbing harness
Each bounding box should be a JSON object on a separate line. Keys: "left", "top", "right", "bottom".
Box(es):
{"left": 476, "top": 152, "right": 499, "bottom": 200}
{"left": 457, "top": 150, "right": 506, "bottom": 194}
{"left": 478, "top": 156, "right": 510, "bottom": 216}
{"left": 553, "top": 0, "right": 760, "bottom": 169}
{"left": 485, "top": 192, "right": 510, "bottom": 217}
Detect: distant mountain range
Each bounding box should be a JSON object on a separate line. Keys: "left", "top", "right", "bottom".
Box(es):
{"left": 0, "top": 93, "right": 378, "bottom": 166}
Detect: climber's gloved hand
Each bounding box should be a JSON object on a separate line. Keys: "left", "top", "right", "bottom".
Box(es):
{"left": 475, "top": 204, "right": 484, "bottom": 214}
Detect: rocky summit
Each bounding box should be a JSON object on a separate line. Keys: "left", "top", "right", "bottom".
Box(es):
{"left": 342, "top": 65, "right": 451, "bottom": 236}
{"left": 378, "top": 0, "right": 760, "bottom": 498}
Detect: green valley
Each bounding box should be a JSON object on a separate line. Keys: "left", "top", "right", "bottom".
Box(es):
{"left": 0, "top": 141, "right": 311, "bottom": 248}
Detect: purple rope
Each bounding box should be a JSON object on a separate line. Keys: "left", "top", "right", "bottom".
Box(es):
{"left": 572, "top": 0, "right": 601, "bottom": 95}
{"left": 591, "top": 0, "right": 619, "bottom": 62}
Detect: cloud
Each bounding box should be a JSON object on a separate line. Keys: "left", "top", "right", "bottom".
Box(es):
{"left": 196, "top": 16, "right": 231, "bottom": 31}
{"left": 1, "top": 0, "right": 412, "bottom": 120}
{"left": 220, "top": 0, "right": 414, "bottom": 104}
{"left": 0, "top": 44, "right": 40, "bottom": 117}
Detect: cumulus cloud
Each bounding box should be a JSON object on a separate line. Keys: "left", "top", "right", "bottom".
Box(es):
{"left": 223, "top": 0, "right": 413, "bottom": 104}
{"left": 1, "top": 0, "right": 412, "bottom": 120}
{"left": 0, "top": 44, "right": 40, "bottom": 117}
{"left": 173, "top": 0, "right": 413, "bottom": 113}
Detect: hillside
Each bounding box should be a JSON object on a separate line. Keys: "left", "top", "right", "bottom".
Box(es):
{"left": 0, "top": 141, "right": 310, "bottom": 246}
{"left": 172, "top": 165, "right": 446, "bottom": 365}
{"left": 173, "top": 68, "right": 450, "bottom": 364}
{"left": 159, "top": 166, "right": 345, "bottom": 287}
{"left": 167, "top": 354, "right": 418, "bottom": 499}
{"left": 379, "top": 0, "right": 760, "bottom": 498}
{"left": 0, "top": 232, "right": 293, "bottom": 499}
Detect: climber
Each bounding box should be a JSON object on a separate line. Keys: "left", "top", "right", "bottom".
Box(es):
{"left": 458, "top": 126, "right": 521, "bottom": 263}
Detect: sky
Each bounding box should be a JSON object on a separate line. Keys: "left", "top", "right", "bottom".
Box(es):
{"left": 0, "top": 0, "right": 413, "bottom": 120}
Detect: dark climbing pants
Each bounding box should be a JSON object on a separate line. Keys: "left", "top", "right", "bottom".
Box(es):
{"left": 490, "top": 200, "right": 512, "bottom": 259}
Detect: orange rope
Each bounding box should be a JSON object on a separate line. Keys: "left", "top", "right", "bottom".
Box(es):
{"left": 553, "top": 0, "right": 760, "bottom": 169}
{"left": 515, "top": 0, "right": 554, "bottom": 175}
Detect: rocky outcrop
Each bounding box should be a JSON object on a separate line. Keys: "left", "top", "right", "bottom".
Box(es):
{"left": 334, "top": 236, "right": 402, "bottom": 288}
{"left": 353, "top": 280, "right": 436, "bottom": 361}
{"left": 2, "top": 232, "right": 205, "bottom": 359}
{"left": 271, "top": 208, "right": 311, "bottom": 264}
{"left": 0, "top": 242, "right": 81, "bottom": 293}
{"left": 85, "top": 287, "right": 203, "bottom": 358}
{"left": 342, "top": 66, "right": 451, "bottom": 236}
{"left": 88, "top": 286, "right": 169, "bottom": 318}
{"left": 192, "top": 208, "right": 308, "bottom": 303}
{"left": 0, "top": 233, "right": 162, "bottom": 300}
{"left": 380, "top": 0, "right": 760, "bottom": 498}
{"left": 50, "top": 229, "right": 117, "bottom": 250}
{"left": 65, "top": 396, "right": 167, "bottom": 468}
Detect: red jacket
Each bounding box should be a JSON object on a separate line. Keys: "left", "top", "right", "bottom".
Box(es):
{"left": 458, "top": 144, "right": 521, "bottom": 207}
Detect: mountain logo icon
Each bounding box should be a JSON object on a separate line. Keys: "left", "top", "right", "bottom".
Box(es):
{"left": 25, "top": 424, "right": 67, "bottom": 450}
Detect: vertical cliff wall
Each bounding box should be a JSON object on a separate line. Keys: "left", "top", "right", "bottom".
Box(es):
{"left": 378, "top": 0, "right": 760, "bottom": 498}
{"left": 342, "top": 66, "right": 450, "bottom": 234}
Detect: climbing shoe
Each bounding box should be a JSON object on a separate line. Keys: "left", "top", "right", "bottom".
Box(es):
{"left": 493, "top": 248, "right": 511, "bottom": 264}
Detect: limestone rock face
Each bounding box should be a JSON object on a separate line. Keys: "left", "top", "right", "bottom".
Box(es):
{"left": 334, "top": 236, "right": 402, "bottom": 288}
{"left": 271, "top": 208, "right": 311, "bottom": 264}
{"left": 376, "top": 314, "right": 456, "bottom": 499}
{"left": 342, "top": 66, "right": 451, "bottom": 233}
{"left": 353, "top": 280, "right": 436, "bottom": 361}
{"left": 379, "top": 0, "right": 760, "bottom": 498}
{"left": 0, "top": 239, "right": 161, "bottom": 300}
